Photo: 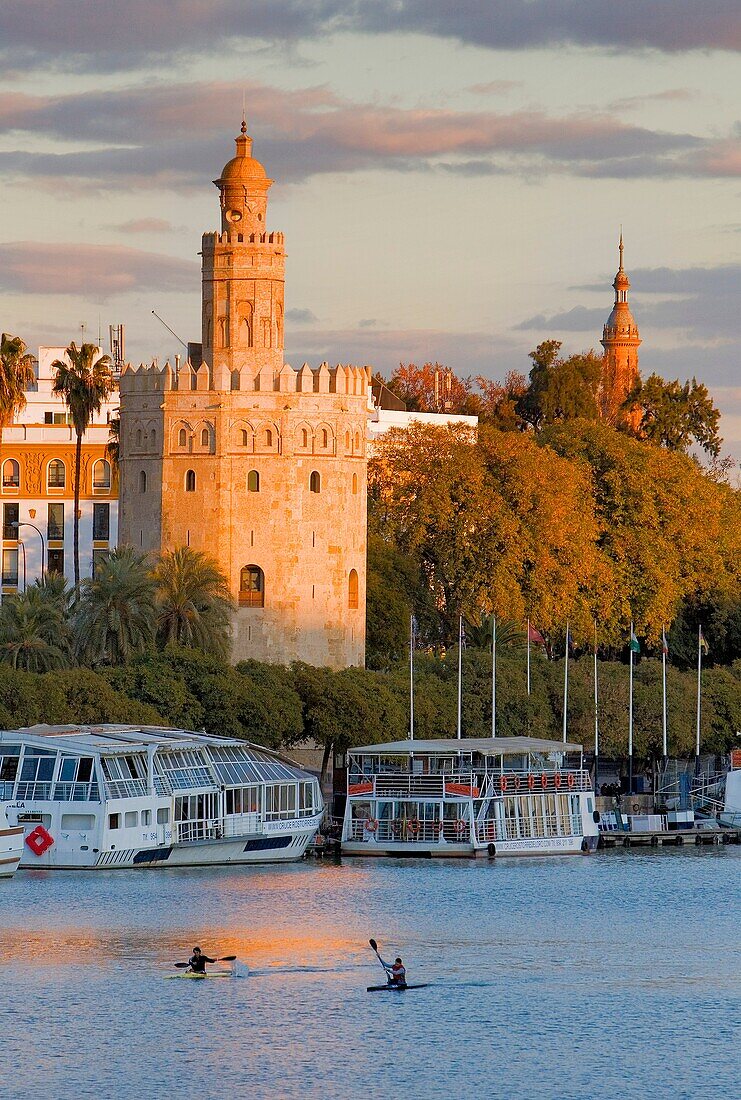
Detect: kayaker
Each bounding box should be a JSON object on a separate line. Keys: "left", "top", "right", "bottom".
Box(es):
{"left": 381, "top": 955, "right": 407, "bottom": 988}
{"left": 188, "top": 947, "right": 216, "bottom": 973}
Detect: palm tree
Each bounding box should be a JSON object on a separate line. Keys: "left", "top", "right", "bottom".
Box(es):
{"left": 0, "top": 581, "right": 72, "bottom": 671}
{"left": 153, "top": 547, "right": 234, "bottom": 658}
{"left": 464, "top": 615, "right": 527, "bottom": 652}
{"left": 0, "top": 332, "right": 36, "bottom": 457}
{"left": 73, "top": 546, "right": 156, "bottom": 666}
{"left": 51, "top": 342, "right": 114, "bottom": 589}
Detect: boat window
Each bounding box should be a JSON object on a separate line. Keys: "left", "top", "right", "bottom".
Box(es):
{"left": 108, "top": 813, "right": 121, "bottom": 829}
{"left": 20, "top": 755, "right": 55, "bottom": 782}
{"left": 59, "top": 758, "right": 77, "bottom": 782}
{"left": 225, "top": 787, "right": 260, "bottom": 815}
{"left": 77, "top": 758, "right": 93, "bottom": 782}
{"left": 157, "top": 808, "right": 169, "bottom": 824}
{"left": 61, "top": 814, "right": 95, "bottom": 830}
{"left": 125, "top": 811, "right": 138, "bottom": 828}
{"left": 141, "top": 810, "right": 151, "bottom": 826}
{"left": 0, "top": 749, "right": 20, "bottom": 783}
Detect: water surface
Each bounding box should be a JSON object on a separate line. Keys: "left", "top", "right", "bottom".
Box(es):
{"left": 1, "top": 848, "right": 738, "bottom": 1099}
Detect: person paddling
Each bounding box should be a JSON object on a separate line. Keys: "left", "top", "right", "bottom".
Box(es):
{"left": 381, "top": 954, "right": 407, "bottom": 988}
{"left": 187, "top": 946, "right": 216, "bottom": 973}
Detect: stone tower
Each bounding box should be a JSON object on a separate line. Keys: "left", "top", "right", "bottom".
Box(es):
{"left": 119, "top": 121, "right": 368, "bottom": 669}
{"left": 600, "top": 233, "right": 641, "bottom": 426}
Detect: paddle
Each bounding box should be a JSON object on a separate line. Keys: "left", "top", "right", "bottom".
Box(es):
{"left": 369, "top": 939, "right": 391, "bottom": 982}
{"left": 174, "top": 955, "right": 237, "bottom": 969}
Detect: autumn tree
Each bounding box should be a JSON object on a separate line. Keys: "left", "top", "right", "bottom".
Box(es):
{"left": 386, "top": 362, "right": 480, "bottom": 414}
{"left": 517, "top": 341, "right": 603, "bottom": 431}
{"left": 623, "top": 373, "right": 722, "bottom": 458}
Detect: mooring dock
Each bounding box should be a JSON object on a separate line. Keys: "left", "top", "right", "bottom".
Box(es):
{"left": 599, "top": 827, "right": 741, "bottom": 848}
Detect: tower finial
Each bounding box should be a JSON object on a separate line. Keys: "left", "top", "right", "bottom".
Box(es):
{"left": 619, "top": 225, "right": 624, "bottom": 270}
{"left": 241, "top": 90, "right": 247, "bottom": 135}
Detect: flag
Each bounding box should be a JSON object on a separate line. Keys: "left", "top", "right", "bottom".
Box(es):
{"left": 629, "top": 626, "right": 640, "bottom": 654}
{"left": 699, "top": 628, "right": 709, "bottom": 655}
{"left": 565, "top": 626, "right": 574, "bottom": 653}
{"left": 460, "top": 618, "right": 467, "bottom": 649}
{"left": 661, "top": 627, "right": 669, "bottom": 657}
{"left": 528, "top": 623, "right": 546, "bottom": 645}
{"left": 411, "top": 615, "right": 418, "bottom": 645}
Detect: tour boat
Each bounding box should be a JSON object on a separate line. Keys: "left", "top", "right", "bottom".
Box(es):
{"left": 0, "top": 724, "right": 323, "bottom": 869}
{"left": 0, "top": 802, "right": 23, "bottom": 877}
{"left": 341, "top": 737, "right": 600, "bottom": 858}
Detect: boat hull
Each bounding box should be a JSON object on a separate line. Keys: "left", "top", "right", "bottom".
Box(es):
{"left": 0, "top": 824, "right": 24, "bottom": 877}
{"left": 343, "top": 834, "right": 591, "bottom": 858}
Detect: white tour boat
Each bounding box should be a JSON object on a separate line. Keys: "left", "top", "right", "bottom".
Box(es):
{"left": 0, "top": 724, "right": 323, "bottom": 869}
{"left": 341, "top": 736, "right": 600, "bottom": 858}
{"left": 0, "top": 802, "right": 23, "bottom": 877}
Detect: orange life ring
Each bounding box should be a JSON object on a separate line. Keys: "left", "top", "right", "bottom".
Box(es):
{"left": 499, "top": 775, "right": 508, "bottom": 792}
{"left": 554, "top": 773, "right": 562, "bottom": 789}
{"left": 364, "top": 818, "right": 378, "bottom": 833}
{"left": 435, "top": 820, "right": 444, "bottom": 834}
{"left": 455, "top": 818, "right": 468, "bottom": 834}
{"left": 527, "top": 774, "right": 535, "bottom": 791}
{"left": 407, "top": 819, "right": 421, "bottom": 836}
{"left": 567, "top": 773, "right": 576, "bottom": 790}
{"left": 540, "top": 772, "right": 548, "bottom": 790}
{"left": 391, "top": 819, "right": 402, "bottom": 836}
{"left": 514, "top": 775, "right": 521, "bottom": 791}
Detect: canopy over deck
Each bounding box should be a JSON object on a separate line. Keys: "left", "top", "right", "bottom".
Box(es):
{"left": 351, "top": 736, "right": 583, "bottom": 756}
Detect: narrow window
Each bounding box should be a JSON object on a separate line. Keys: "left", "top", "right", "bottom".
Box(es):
{"left": 138, "top": 470, "right": 147, "bottom": 493}
{"left": 2, "top": 459, "right": 19, "bottom": 489}
{"left": 321, "top": 428, "right": 328, "bottom": 448}
{"left": 348, "top": 569, "right": 359, "bottom": 609}
{"left": 345, "top": 430, "right": 350, "bottom": 449}
{"left": 93, "top": 459, "right": 111, "bottom": 490}
{"left": 47, "top": 459, "right": 66, "bottom": 489}
{"left": 178, "top": 428, "right": 187, "bottom": 447}
{"left": 240, "top": 429, "right": 250, "bottom": 447}
{"left": 135, "top": 429, "right": 142, "bottom": 447}
{"left": 93, "top": 503, "right": 110, "bottom": 541}
{"left": 185, "top": 469, "right": 196, "bottom": 492}
{"left": 47, "top": 503, "right": 64, "bottom": 540}
{"left": 301, "top": 428, "right": 308, "bottom": 448}
{"left": 48, "top": 548, "right": 65, "bottom": 575}
{"left": 352, "top": 472, "right": 358, "bottom": 495}
{"left": 156, "top": 807, "right": 169, "bottom": 824}
{"left": 124, "top": 811, "right": 138, "bottom": 828}
{"left": 247, "top": 470, "right": 260, "bottom": 493}
{"left": 142, "top": 809, "right": 151, "bottom": 826}
{"left": 264, "top": 428, "right": 273, "bottom": 447}
{"left": 2, "top": 548, "right": 18, "bottom": 585}
{"left": 355, "top": 432, "right": 361, "bottom": 450}
{"left": 240, "top": 565, "right": 265, "bottom": 607}
{"left": 108, "top": 813, "right": 121, "bottom": 830}
{"left": 231, "top": 371, "right": 240, "bottom": 391}
{"left": 309, "top": 471, "right": 320, "bottom": 494}
{"left": 3, "top": 503, "right": 19, "bottom": 540}
{"left": 150, "top": 429, "right": 156, "bottom": 450}
{"left": 201, "top": 428, "right": 209, "bottom": 447}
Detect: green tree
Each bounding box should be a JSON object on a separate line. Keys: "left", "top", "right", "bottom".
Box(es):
{"left": 623, "top": 373, "right": 722, "bottom": 458}
{"left": 52, "top": 342, "right": 114, "bottom": 588}
{"left": 0, "top": 333, "right": 36, "bottom": 461}
{"left": 0, "top": 583, "right": 71, "bottom": 671}
{"left": 517, "top": 341, "right": 602, "bottom": 431}
{"left": 74, "top": 546, "right": 156, "bottom": 665}
{"left": 153, "top": 547, "right": 234, "bottom": 659}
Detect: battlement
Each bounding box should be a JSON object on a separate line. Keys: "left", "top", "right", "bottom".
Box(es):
{"left": 119, "top": 359, "right": 372, "bottom": 397}
{"left": 202, "top": 230, "right": 285, "bottom": 247}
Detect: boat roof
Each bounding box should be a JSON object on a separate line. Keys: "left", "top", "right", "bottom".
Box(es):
{"left": 351, "top": 736, "right": 583, "bottom": 755}
{"left": 0, "top": 723, "right": 307, "bottom": 769}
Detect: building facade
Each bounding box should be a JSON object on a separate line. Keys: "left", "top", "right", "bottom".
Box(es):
{"left": 600, "top": 233, "right": 641, "bottom": 426}
{"left": 1, "top": 347, "right": 119, "bottom": 593}
{"left": 118, "top": 122, "right": 368, "bottom": 668}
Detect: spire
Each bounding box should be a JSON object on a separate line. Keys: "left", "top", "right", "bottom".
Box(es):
{"left": 241, "top": 91, "right": 247, "bottom": 135}
{"left": 618, "top": 226, "right": 624, "bottom": 271}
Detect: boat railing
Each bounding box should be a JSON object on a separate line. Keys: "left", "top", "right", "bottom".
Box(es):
{"left": 347, "top": 768, "right": 593, "bottom": 800}
{"left": 475, "top": 811, "right": 583, "bottom": 843}
{"left": 104, "top": 778, "right": 149, "bottom": 799}
{"left": 52, "top": 782, "right": 101, "bottom": 802}
{"left": 15, "top": 781, "right": 53, "bottom": 800}
{"left": 348, "top": 818, "right": 457, "bottom": 843}
{"left": 173, "top": 818, "right": 223, "bottom": 843}
{"left": 223, "top": 812, "right": 262, "bottom": 837}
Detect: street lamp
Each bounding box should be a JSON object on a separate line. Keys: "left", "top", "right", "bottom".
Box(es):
{"left": 11, "top": 521, "right": 45, "bottom": 581}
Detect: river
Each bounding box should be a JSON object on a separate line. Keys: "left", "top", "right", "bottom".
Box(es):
{"left": 1, "top": 847, "right": 738, "bottom": 1099}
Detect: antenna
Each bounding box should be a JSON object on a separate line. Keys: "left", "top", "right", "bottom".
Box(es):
{"left": 151, "top": 310, "right": 188, "bottom": 350}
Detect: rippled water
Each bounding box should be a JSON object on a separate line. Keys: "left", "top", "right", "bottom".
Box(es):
{"left": 1, "top": 848, "right": 739, "bottom": 1100}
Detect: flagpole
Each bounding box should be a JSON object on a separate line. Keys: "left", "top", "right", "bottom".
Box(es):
{"left": 628, "top": 621, "right": 634, "bottom": 795}
{"left": 562, "top": 621, "right": 569, "bottom": 744}
{"left": 491, "top": 616, "right": 496, "bottom": 739}
{"left": 409, "top": 614, "right": 414, "bottom": 741}
{"left": 661, "top": 624, "right": 668, "bottom": 761}
{"left": 695, "top": 624, "right": 702, "bottom": 775}
{"left": 593, "top": 619, "right": 599, "bottom": 790}
{"left": 526, "top": 617, "right": 531, "bottom": 697}
{"left": 457, "top": 615, "right": 463, "bottom": 740}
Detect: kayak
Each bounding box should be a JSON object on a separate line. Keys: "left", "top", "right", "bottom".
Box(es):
{"left": 366, "top": 983, "right": 429, "bottom": 992}
{"left": 166, "top": 971, "right": 237, "bottom": 980}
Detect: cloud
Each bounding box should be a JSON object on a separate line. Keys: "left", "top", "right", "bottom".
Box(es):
{"left": 0, "top": 242, "right": 198, "bottom": 298}
{"left": 0, "top": 78, "right": 726, "bottom": 192}
{"left": 110, "top": 218, "right": 177, "bottom": 234}
{"left": 0, "top": 2, "right": 737, "bottom": 75}
{"left": 358, "top": 318, "right": 379, "bottom": 328}
{"left": 608, "top": 88, "right": 700, "bottom": 111}
{"left": 515, "top": 306, "right": 605, "bottom": 332}
{"left": 468, "top": 81, "right": 521, "bottom": 96}
{"left": 285, "top": 307, "right": 318, "bottom": 324}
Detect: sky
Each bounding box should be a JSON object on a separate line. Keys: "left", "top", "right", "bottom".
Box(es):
{"left": 0, "top": 1, "right": 739, "bottom": 457}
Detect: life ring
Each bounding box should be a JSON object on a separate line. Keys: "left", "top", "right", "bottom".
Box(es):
{"left": 527, "top": 774, "right": 535, "bottom": 791}
{"left": 540, "top": 772, "right": 548, "bottom": 790}
{"left": 632, "top": 803, "right": 641, "bottom": 813}
{"left": 499, "top": 775, "right": 508, "bottom": 792}
{"left": 407, "top": 819, "right": 421, "bottom": 836}
{"left": 567, "top": 773, "right": 576, "bottom": 790}
{"left": 513, "top": 775, "right": 521, "bottom": 791}
{"left": 554, "top": 773, "right": 562, "bottom": 789}
{"left": 455, "top": 818, "right": 468, "bottom": 834}
{"left": 391, "top": 819, "right": 402, "bottom": 836}
{"left": 435, "top": 820, "right": 444, "bottom": 834}
{"left": 364, "top": 818, "right": 378, "bottom": 833}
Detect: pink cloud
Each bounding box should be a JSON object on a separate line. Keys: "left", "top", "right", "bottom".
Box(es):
{"left": 0, "top": 242, "right": 197, "bottom": 297}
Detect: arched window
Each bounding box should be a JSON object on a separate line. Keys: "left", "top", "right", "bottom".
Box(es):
{"left": 240, "top": 564, "right": 264, "bottom": 607}
{"left": 264, "top": 428, "right": 273, "bottom": 447}
{"left": 48, "top": 459, "right": 66, "bottom": 489}
{"left": 321, "top": 428, "right": 329, "bottom": 449}
{"left": 185, "top": 470, "right": 196, "bottom": 492}
{"left": 355, "top": 432, "right": 361, "bottom": 450}
{"left": 150, "top": 429, "right": 156, "bottom": 450}
{"left": 135, "top": 428, "right": 142, "bottom": 447}
{"left": 301, "top": 428, "right": 308, "bottom": 448}
{"left": 309, "top": 471, "right": 321, "bottom": 494}
{"left": 247, "top": 470, "right": 260, "bottom": 493}
{"left": 2, "top": 459, "right": 19, "bottom": 489}
{"left": 348, "top": 569, "right": 359, "bottom": 610}
{"left": 352, "top": 472, "right": 358, "bottom": 495}
{"left": 93, "top": 459, "right": 111, "bottom": 490}
{"left": 201, "top": 428, "right": 210, "bottom": 448}
{"left": 178, "top": 428, "right": 187, "bottom": 448}
{"left": 231, "top": 370, "right": 240, "bottom": 391}
{"left": 240, "top": 429, "right": 250, "bottom": 447}
{"left": 345, "top": 430, "right": 350, "bottom": 449}
{"left": 138, "top": 470, "right": 147, "bottom": 493}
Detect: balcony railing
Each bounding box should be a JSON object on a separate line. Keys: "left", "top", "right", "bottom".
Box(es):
{"left": 347, "top": 769, "right": 593, "bottom": 800}
{"left": 475, "top": 812, "right": 583, "bottom": 843}
{"left": 52, "top": 782, "right": 101, "bottom": 802}
{"left": 174, "top": 818, "right": 222, "bottom": 844}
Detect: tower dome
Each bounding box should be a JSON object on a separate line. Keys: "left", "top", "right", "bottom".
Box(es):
{"left": 212, "top": 118, "right": 273, "bottom": 235}
{"left": 214, "top": 120, "right": 269, "bottom": 185}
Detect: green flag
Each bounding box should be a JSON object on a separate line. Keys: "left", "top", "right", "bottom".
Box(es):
{"left": 629, "top": 626, "right": 640, "bottom": 654}
{"left": 699, "top": 628, "right": 709, "bottom": 655}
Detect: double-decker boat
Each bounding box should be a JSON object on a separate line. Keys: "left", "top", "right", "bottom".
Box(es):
{"left": 0, "top": 803, "right": 23, "bottom": 877}
{"left": 341, "top": 737, "right": 599, "bottom": 858}
{"left": 0, "top": 724, "right": 323, "bottom": 869}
